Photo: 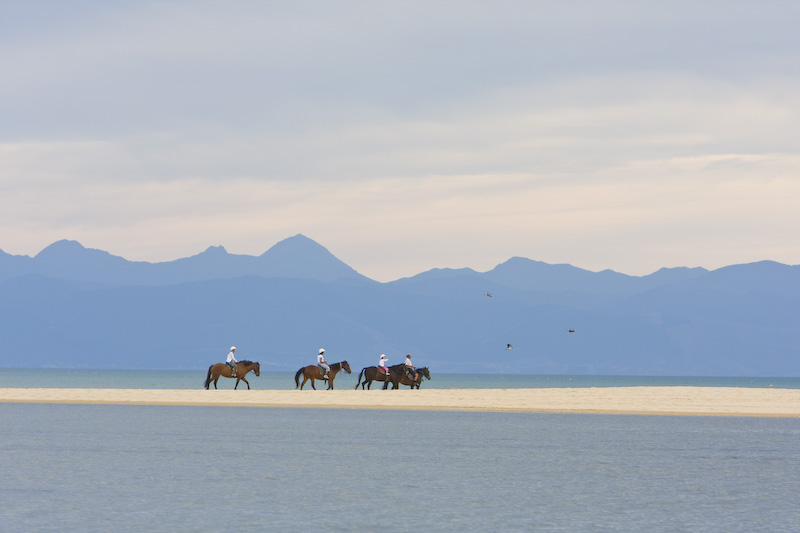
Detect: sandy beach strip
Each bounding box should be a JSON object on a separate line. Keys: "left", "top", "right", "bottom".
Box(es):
{"left": 1, "top": 387, "right": 799, "bottom": 416}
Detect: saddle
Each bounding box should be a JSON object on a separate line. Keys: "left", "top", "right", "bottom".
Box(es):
{"left": 317, "top": 365, "right": 328, "bottom": 379}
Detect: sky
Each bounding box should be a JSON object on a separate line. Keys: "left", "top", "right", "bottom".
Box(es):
{"left": 1, "top": 1, "right": 798, "bottom": 282}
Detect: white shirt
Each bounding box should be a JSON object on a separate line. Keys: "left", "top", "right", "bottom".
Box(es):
{"left": 404, "top": 357, "right": 413, "bottom": 367}
{"left": 380, "top": 356, "right": 388, "bottom": 366}
{"left": 318, "top": 353, "right": 325, "bottom": 364}
{"left": 227, "top": 350, "right": 238, "bottom": 363}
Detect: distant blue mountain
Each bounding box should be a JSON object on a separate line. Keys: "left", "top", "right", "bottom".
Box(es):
{"left": 0, "top": 234, "right": 371, "bottom": 286}
{"left": 0, "top": 236, "right": 797, "bottom": 376}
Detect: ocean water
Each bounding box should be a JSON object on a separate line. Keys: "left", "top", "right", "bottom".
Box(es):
{"left": 2, "top": 368, "right": 798, "bottom": 389}
{"left": 1, "top": 404, "right": 798, "bottom": 532}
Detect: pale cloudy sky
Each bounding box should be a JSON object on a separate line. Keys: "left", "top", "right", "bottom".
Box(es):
{"left": 2, "top": 1, "right": 798, "bottom": 281}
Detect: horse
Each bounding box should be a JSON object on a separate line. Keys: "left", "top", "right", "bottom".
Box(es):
{"left": 294, "top": 360, "right": 352, "bottom": 390}
{"left": 354, "top": 365, "right": 395, "bottom": 390}
{"left": 355, "top": 364, "right": 430, "bottom": 390}
{"left": 402, "top": 366, "right": 431, "bottom": 389}
{"left": 387, "top": 365, "right": 431, "bottom": 389}
{"left": 204, "top": 360, "right": 260, "bottom": 390}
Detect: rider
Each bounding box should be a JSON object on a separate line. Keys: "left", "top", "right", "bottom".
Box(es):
{"left": 379, "top": 354, "right": 389, "bottom": 375}
{"left": 404, "top": 353, "right": 418, "bottom": 382}
{"left": 317, "top": 348, "right": 330, "bottom": 380}
{"left": 227, "top": 346, "right": 238, "bottom": 378}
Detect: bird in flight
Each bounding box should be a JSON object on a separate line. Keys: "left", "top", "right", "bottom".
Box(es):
{"left": 484, "top": 292, "right": 493, "bottom": 297}
{"left": 568, "top": 329, "right": 576, "bottom": 333}
{"left": 506, "top": 344, "right": 514, "bottom": 350}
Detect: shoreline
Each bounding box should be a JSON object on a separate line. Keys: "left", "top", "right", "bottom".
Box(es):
{"left": 2, "top": 386, "right": 799, "bottom": 417}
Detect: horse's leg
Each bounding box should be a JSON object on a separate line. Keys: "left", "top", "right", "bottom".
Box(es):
{"left": 310, "top": 378, "right": 316, "bottom": 390}
{"left": 240, "top": 377, "right": 250, "bottom": 390}
{"left": 214, "top": 377, "right": 219, "bottom": 389}
{"left": 300, "top": 375, "right": 308, "bottom": 390}
{"left": 234, "top": 378, "right": 240, "bottom": 390}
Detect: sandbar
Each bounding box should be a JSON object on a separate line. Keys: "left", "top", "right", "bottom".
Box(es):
{"left": 1, "top": 387, "right": 799, "bottom": 416}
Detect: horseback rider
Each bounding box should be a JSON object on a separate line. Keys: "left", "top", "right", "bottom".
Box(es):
{"left": 227, "top": 346, "right": 238, "bottom": 378}
{"left": 404, "top": 354, "right": 418, "bottom": 382}
{"left": 379, "top": 354, "right": 389, "bottom": 375}
{"left": 317, "top": 348, "right": 330, "bottom": 380}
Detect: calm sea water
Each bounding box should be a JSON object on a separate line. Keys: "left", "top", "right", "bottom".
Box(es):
{"left": 2, "top": 368, "right": 798, "bottom": 389}
{"left": 1, "top": 404, "right": 798, "bottom": 532}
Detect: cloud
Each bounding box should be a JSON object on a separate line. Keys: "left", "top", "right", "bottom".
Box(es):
{"left": 1, "top": 1, "right": 798, "bottom": 280}
{"left": 3, "top": 148, "right": 798, "bottom": 280}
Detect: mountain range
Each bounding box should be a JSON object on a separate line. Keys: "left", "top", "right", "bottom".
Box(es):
{"left": 1, "top": 234, "right": 798, "bottom": 376}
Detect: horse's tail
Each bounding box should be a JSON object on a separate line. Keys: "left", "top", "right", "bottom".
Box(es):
{"left": 204, "top": 365, "right": 213, "bottom": 389}
{"left": 354, "top": 368, "right": 366, "bottom": 390}
{"left": 294, "top": 367, "right": 303, "bottom": 389}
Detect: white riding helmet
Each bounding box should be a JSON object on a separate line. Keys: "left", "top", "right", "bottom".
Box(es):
{"left": 319, "top": 348, "right": 325, "bottom": 354}
{"left": 230, "top": 346, "right": 236, "bottom": 351}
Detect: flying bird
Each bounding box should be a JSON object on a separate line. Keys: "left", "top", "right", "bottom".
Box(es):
{"left": 506, "top": 344, "right": 514, "bottom": 350}
{"left": 568, "top": 329, "right": 576, "bottom": 333}
{"left": 484, "top": 292, "right": 493, "bottom": 297}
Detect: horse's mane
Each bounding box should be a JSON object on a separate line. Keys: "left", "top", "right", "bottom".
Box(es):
{"left": 240, "top": 360, "right": 257, "bottom": 366}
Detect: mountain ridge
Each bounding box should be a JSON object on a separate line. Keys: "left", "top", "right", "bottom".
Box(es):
{"left": 3, "top": 236, "right": 792, "bottom": 290}
{"left": 0, "top": 234, "right": 371, "bottom": 286}
{"left": 1, "top": 236, "right": 798, "bottom": 376}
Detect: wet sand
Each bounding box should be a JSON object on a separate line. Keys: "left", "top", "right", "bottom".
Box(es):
{"left": 1, "top": 387, "right": 799, "bottom": 416}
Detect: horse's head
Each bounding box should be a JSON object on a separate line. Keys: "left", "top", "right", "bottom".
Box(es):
{"left": 253, "top": 362, "right": 260, "bottom": 376}
{"left": 341, "top": 360, "right": 352, "bottom": 374}
{"left": 419, "top": 367, "right": 431, "bottom": 380}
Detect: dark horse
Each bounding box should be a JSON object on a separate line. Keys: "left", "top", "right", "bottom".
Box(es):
{"left": 356, "top": 364, "right": 431, "bottom": 390}
{"left": 353, "top": 365, "right": 392, "bottom": 390}
{"left": 402, "top": 366, "right": 431, "bottom": 389}
{"left": 387, "top": 365, "right": 431, "bottom": 389}
{"left": 294, "top": 361, "right": 352, "bottom": 390}
{"left": 204, "top": 360, "right": 260, "bottom": 390}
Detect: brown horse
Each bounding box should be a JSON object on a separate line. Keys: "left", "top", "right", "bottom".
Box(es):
{"left": 294, "top": 360, "right": 352, "bottom": 390}
{"left": 204, "top": 360, "right": 260, "bottom": 390}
